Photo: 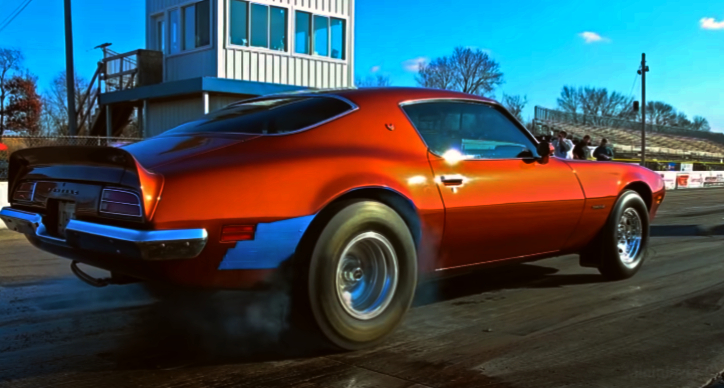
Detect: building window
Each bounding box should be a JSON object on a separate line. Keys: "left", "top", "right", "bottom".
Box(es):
{"left": 270, "top": 7, "right": 287, "bottom": 51}
{"left": 295, "top": 11, "right": 311, "bottom": 54}
{"left": 229, "top": 0, "right": 249, "bottom": 46}
{"left": 232, "top": 2, "right": 287, "bottom": 52}
{"left": 313, "top": 16, "right": 329, "bottom": 56}
{"left": 169, "top": 9, "right": 181, "bottom": 54}
{"left": 295, "top": 11, "right": 346, "bottom": 59}
{"left": 250, "top": 3, "right": 268, "bottom": 48}
{"left": 153, "top": 15, "right": 166, "bottom": 53}
{"left": 182, "top": 0, "right": 210, "bottom": 51}
{"left": 330, "top": 18, "right": 345, "bottom": 59}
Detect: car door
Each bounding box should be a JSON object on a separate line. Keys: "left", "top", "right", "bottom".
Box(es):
{"left": 401, "top": 100, "right": 585, "bottom": 270}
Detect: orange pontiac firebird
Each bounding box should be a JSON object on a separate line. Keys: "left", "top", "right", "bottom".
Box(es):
{"left": 1, "top": 88, "right": 665, "bottom": 349}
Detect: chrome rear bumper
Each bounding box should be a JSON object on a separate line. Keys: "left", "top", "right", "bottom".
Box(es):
{"left": 0, "top": 207, "right": 207, "bottom": 261}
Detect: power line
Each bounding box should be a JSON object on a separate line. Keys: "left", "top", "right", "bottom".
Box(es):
{"left": 0, "top": 0, "right": 34, "bottom": 33}
{"left": 0, "top": 0, "right": 30, "bottom": 26}
{"left": 627, "top": 71, "right": 640, "bottom": 100}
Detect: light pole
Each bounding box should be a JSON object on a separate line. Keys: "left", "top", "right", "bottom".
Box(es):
{"left": 637, "top": 53, "right": 649, "bottom": 166}
{"left": 64, "top": 0, "right": 77, "bottom": 136}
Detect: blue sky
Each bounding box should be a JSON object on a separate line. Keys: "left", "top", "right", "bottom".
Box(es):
{"left": 2, "top": 0, "right": 723, "bottom": 131}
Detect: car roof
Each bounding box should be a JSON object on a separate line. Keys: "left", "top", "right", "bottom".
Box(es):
{"left": 267, "top": 87, "right": 497, "bottom": 107}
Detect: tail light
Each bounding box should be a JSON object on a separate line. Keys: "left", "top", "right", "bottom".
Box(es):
{"left": 13, "top": 182, "right": 36, "bottom": 202}
{"left": 221, "top": 225, "right": 256, "bottom": 242}
{"left": 100, "top": 189, "right": 142, "bottom": 218}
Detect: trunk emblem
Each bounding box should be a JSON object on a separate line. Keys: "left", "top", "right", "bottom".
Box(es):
{"left": 51, "top": 188, "right": 80, "bottom": 196}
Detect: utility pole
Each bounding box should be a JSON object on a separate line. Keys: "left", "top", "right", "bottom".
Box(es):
{"left": 637, "top": 53, "right": 649, "bottom": 166}
{"left": 64, "top": 0, "right": 78, "bottom": 136}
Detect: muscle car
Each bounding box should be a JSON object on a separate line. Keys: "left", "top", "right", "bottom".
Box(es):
{"left": 0, "top": 87, "right": 665, "bottom": 350}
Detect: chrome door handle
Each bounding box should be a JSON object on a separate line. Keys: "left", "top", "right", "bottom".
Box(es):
{"left": 440, "top": 176, "right": 464, "bottom": 187}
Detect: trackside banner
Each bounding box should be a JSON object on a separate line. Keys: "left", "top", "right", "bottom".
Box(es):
{"left": 657, "top": 171, "right": 724, "bottom": 190}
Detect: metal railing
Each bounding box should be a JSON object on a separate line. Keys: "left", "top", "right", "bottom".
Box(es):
{"left": 534, "top": 106, "right": 724, "bottom": 145}
{"left": 0, "top": 136, "right": 143, "bottom": 181}
{"left": 74, "top": 50, "right": 143, "bottom": 136}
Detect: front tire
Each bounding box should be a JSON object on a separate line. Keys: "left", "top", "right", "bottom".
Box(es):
{"left": 581, "top": 190, "right": 650, "bottom": 280}
{"left": 305, "top": 200, "right": 417, "bottom": 350}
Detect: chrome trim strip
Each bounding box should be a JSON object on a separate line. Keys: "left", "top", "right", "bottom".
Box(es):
{"left": 160, "top": 94, "right": 360, "bottom": 138}
{"left": 30, "top": 182, "right": 37, "bottom": 202}
{"left": 66, "top": 220, "right": 207, "bottom": 243}
{"left": 1, "top": 207, "right": 207, "bottom": 261}
{"left": 100, "top": 188, "right": 143, "bottom": 217}
{"left": 398, "top": 97, "right": 541, "bottom": 162}
{"left": 102, "top": 200, "right": 142, "bottom": 206}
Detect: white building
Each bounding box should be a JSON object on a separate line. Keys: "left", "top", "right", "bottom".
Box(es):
{"left": 84, "top": 0, "right": 355, "bottom": 137}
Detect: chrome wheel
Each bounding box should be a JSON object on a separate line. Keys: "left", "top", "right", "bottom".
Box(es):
{"left": 617, "top": 208, "right": 643, "bottom": 268}
{"left": 335, "top": 232, "right": 399, "bottom": 321}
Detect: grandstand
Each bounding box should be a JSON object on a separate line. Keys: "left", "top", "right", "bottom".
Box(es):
{"left": 533, "top": 107, "right": 724, "bottom": 165}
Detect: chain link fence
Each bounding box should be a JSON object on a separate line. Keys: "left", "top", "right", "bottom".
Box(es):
{"left": 0, "top": 136, "right": 143, "bottom": 181}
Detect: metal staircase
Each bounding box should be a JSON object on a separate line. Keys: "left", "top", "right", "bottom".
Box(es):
{"left": 76, "top": 46, "right": 162, "bottom": 137}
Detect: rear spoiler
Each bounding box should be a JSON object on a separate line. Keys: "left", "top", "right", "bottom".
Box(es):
{"left": 8, "top": 146, "right": 164, "bottom": 220}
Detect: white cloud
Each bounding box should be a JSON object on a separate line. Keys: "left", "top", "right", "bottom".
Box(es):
{"left": 579, "top": 31, "right": 610, "bottom": 43}
{"left": 403, "top": 57, "right": 429, "bottom": 72}
{"left": 370, "top": 65, "right": 381, "bottom": 73}
{"left": 700, "top": 17, "right": 724, "bottom": 30}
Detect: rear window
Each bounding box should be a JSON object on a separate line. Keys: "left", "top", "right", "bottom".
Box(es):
{"left": 164, "top": 96, "right": 353, "bottom": 135}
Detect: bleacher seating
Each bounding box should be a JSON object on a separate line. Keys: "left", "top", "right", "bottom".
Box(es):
{"left": 537, "top": 120, "right": 724, "bottom": 161}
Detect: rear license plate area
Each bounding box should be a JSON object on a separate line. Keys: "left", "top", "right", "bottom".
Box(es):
{"left": 57, "top": 201, "right": 76, "bottom": 238}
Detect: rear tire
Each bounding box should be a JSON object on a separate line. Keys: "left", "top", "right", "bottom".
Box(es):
{"left": 581, "top": 190, "right": 650, "bottom": 280}
{"left": 300, "top": 200, "right": 417, "bottom": 351}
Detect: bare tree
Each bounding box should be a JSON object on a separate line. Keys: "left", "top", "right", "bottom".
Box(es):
{"left": 0, "top": 48, "right": 24, "bottom": 136}
{"left": 355, "top": 74, "right": 392, "bottom": 88}
{"left": 556, "top": 86, "right": 579, "bottom": 114}
{"left": 557, "top": 86, "right": 632, "bottom": 118}
{"left": 417, "top": 57, "right": 456, "bottom": 91}
{"left": 645, "top": 101, "right": 677, "bottom": 126}
{"left": 416, "top": 47, "right": 503, "bottom": 96}
{"left": 674, "top": 112, "right": 692, "bottom": 128}
{"left": 691, "top": 116, "right": 711, "bottom": 132}
{"left": 43, "top": 70, "right": 90, "bottom": 135}
{"left": 502, "top": 94, "right": 528, "bottom": 122}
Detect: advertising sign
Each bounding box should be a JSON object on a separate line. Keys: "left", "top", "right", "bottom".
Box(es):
{"left": 688, "top": 172, "right": 705, "bottom": 188}
{"left": 676, "top": 173, "right": 690, "bottom": 188}
{"left": 681, "top": 163, "right": 694, "bottom": 172}
{"left": 659, "top": 172, "right": 677, "bottom": 190}
{"left": 704, "top": 174, "right": 724, "bottom": 188}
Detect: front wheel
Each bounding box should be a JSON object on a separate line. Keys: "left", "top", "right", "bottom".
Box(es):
{"left": 581, "top": 190, "right": 650, "bottom": 280}
{"left": 305, "top": 200, "right": 417, "bottom": 350}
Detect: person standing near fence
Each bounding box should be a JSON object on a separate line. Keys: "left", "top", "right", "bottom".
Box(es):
{"left": 594, "top": 138, "right": 614, "bottom": 161}
{"left": 553, "top": 131, "right": 574, "bottom": 159}
{"left": 573, "top": 135, "right": 592, "bottom": 160}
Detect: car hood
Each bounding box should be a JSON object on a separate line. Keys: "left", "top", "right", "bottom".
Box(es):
{"left": 121, "top": 134, "right": 260, "bottom": 170}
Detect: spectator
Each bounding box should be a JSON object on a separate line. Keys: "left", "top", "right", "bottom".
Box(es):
{"left": 573, "top": 135, "right": 592, "bottom": 160}
{"left": 552, "top": 131, "right": 574, "bottom": 159}
{"left": 594, "top": 138, "right": 614, "bottom": 161}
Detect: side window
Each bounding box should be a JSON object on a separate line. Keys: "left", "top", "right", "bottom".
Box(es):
{"left": 164, "top": 97, "right": 353, "bottom": 135}
{"left": 402, "top": 101, "right": 536, "bottom": 160}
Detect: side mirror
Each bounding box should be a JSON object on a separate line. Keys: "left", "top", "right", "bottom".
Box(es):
{"left": 537, "top": 141, "right": 552, "bottom": 164}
